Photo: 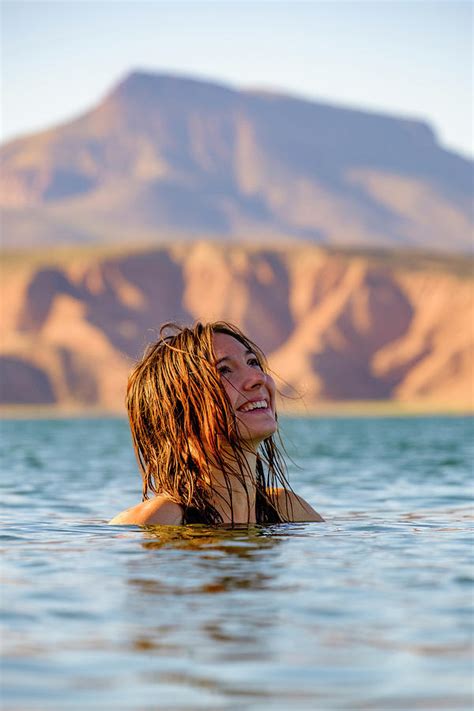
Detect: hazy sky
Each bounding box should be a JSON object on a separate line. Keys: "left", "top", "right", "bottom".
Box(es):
{"left": 1, "top": 0, "right": 472, "bottom": 158}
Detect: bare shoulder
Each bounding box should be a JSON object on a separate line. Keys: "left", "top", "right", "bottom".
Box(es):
{"left": 109, "top": 495, "right": 183, "bottom": 526}
{"left": 268, "top": 488, "right": 325, "bottom": 522}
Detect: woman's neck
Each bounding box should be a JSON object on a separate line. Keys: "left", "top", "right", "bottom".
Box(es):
{"left": 209, "top": 449, "right": 258, "bottom": 524}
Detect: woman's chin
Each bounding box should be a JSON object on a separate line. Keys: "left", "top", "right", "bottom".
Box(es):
{"left": 237, "top": 413, "right": 278, "bottom": 444}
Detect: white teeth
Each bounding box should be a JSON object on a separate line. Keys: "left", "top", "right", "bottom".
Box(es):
{"left": 240, "top": 399, "right": 268, "bottom": 412}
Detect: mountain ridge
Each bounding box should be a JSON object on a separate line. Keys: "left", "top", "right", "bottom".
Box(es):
{"left": 1, "top": 69, "right": 472, "bottom": 252}
{"left": 1, "top": 242, "right": 472, "bottom": 411}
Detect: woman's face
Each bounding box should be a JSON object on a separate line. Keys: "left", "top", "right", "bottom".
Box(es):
{"left": 213, "top": 332, "right": 277, "bottom": 448}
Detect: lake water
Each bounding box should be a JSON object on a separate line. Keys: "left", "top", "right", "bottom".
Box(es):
{"left": 1, "top": 415, "right": 473, "bottom": 710}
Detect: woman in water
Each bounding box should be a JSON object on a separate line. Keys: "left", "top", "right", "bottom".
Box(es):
{"left": 110, "top": 321, "right": 323, "bottom": 526}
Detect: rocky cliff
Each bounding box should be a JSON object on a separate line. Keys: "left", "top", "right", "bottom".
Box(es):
{"left": 1, "top": 242, "right": 472, "bottom": 412}
{"left": 1, "top": 71, "right": 472, "bottom": 252}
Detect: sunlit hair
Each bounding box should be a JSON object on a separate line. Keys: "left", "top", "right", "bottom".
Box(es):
{"left": 126, "top": 321, "right": 293, "bottom": 525}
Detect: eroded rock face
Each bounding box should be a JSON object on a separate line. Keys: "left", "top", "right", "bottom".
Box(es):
{"left": 0, "top": 357, "right": 55, "bottom": 404}
{"left": 1, "top": 71, "right": 472, "bottom": 251}
{"left": 1, "top": 243, "right": 472, "bottom": 410}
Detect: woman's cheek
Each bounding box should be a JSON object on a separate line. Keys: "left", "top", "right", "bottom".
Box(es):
{"left": 222, "top": 378, "right": 239, "bottom": 408}
{"left": 266, "top": 374, "right": 276, "bottom": 401}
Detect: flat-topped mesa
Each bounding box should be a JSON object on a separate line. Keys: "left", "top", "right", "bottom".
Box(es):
{"left": 106, "top": 70, "right": 237, "bottom": 107}
{"left": 0, "top": 69, "right": 472, "bottom": 250}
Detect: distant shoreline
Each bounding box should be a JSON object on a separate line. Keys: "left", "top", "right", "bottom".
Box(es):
{"left": 277, "top": 399, "right": 474, "bottom": 418}
{"left": 1, "top": 400, "right": 472, "bottom": 420}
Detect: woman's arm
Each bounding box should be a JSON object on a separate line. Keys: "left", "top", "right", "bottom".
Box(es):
{"left": 272, "top": 488, "right": 325, "bottom": 522}
{"left": 109, "top": 495, "right": 183, "bottom": 526}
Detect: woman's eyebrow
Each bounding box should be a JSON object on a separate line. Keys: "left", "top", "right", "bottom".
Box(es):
{"left": 215, "top": 356, "right": 230, "bottom": 366}
{"left": 216, "top": 349, "right": 255, "bottom": 366}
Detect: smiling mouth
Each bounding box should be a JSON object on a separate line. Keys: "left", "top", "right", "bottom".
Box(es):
{"left": 238, "top": 399, "right": 269, "bottom": 413}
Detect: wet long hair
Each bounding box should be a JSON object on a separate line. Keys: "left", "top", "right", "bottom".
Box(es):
{"left": 126, "top": 321, "right": 292, "bottom": 525}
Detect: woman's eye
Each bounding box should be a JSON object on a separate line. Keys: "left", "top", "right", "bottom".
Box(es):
{"left": 217, "top": 365, "right": 231, "bottom": 375}
{"left": 248, "top": 358, "right": 261, "bottom": 368}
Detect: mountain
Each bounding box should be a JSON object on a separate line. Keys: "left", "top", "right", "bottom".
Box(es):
{"left": 1, "top": 71, "right": 472, "bottom": 251}
{"left": 1, "top": 242, "right": 472, "bottom": 411}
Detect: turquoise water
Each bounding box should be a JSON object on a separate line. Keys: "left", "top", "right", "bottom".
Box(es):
{"left": 1, "top": 416, "right": 473, "bottom": 710}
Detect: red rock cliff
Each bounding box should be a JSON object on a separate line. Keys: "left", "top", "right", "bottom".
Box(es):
{"left": 1, "top": 243, "right": 472, "bottom": 411}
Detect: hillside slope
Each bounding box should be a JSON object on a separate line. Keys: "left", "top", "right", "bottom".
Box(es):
{"left": 1, "top": 71, "right": 472, "bottom": 251}
{"left": 1, "top": 243, "right": 472, "bottom": 411}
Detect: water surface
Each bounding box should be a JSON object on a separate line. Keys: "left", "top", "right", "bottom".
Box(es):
{"left": 1, "top": 416, "right": 473, "bottom": 710}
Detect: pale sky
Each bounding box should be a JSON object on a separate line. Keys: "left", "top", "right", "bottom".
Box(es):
{"left": 1, "top": 0, "right": 472, "bottom": 158}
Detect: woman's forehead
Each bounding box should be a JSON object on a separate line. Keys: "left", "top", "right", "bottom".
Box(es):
{"left": 212, "top": 332, "right": 251, "bottom": 359}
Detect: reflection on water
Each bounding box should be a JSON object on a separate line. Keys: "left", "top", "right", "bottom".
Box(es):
{"left": 140, "top": 522, "right": 282, "bottom": 551}
{"left": 123, "top": 525, "right": 287, "bottom": 678}
{"left": 1, "top": 416, "right": 473, "bottom": 710}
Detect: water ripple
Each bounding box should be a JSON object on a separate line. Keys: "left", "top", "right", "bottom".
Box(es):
{"left": 1, "top": 415, "right": 473, "bottom": 710}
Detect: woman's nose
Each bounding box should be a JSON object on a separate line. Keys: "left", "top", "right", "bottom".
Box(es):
{"left": 242, "top": 366, "right": 265, "bottom": 390}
